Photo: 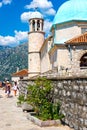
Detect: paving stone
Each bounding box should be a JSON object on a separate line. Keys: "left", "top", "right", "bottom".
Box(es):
{"left": 0, "top": 89, "right": 73, "bottom": 130}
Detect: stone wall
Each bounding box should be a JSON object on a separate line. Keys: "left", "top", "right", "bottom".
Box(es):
{"left": 53, "top": 77, "right": 87, "bottom": 130}
{"left": 19, "top": 76, "right": 87, "bottom": 130}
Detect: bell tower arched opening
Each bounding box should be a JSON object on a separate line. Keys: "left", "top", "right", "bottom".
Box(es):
{"left": 29, "top": 19, "right": 44, "bottom": 32}
{"left": 32, "top": 20, "right": 35, "bottom": 31}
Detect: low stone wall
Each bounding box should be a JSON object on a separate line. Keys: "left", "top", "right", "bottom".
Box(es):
{"left": 27, "top": 113, "right": 61, "bottom": 127}
{"left": 18, "top": 76, "right": 87, "bottom": 130}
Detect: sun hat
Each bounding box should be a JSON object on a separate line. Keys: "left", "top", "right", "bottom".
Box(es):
{"left": 7, "top": 81, "right": 9, "bottom": 83}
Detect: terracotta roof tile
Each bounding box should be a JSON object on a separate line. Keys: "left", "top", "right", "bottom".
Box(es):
{"left": 65, "top": 32, "right": 87, "bottom": 45}
{"left": 12, "top": 69, "right": 28, "bottom": 77}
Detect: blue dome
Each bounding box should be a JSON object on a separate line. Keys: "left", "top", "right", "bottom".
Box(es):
{"left": 53, "top": 0, "right": 87, "bottom": 25}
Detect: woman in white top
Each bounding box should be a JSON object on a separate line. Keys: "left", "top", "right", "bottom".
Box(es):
{"left": 13, "top": 82, "right": 18, "bottom": 96}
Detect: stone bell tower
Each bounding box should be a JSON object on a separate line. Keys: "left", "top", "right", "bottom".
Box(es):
{"left": 28, "top": 11, "right": 45, "bottom": 78}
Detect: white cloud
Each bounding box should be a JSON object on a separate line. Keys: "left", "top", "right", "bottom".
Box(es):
{"left": 21, "top": 0, "right": 56, "bottom": 36}
{"left": 20, "top": 11, "right": 53, "bottom": 35}
{"left": 0, "top": 2, "right": 2, "bottom": 7}
{"left": 0, "top": 31, "right": 28, "bottom": 46}
{"left": 14, "top": 30, "right": 28, "bottom": 41}
{"left": 25, "top": 0, "right": 57, "bottom": 17}
{"left": 0, "top": 35, "right": 16, "bottom": 46}
{"left": 25, "top": 0, "right": 53, "bottom": 9}
{"left": 24, "top": 0, "right": 56, "bottom": 18}
{"left": 44, "top": 20, "right": 52, "bottom": 34}
{"left": 21, "top": 12, "right": 32, "bottom": 22}
{"left": 21, "top": 11, "right": 43, "bottom": 22}
{"left": 0, "top": 0, "right": 12, "bottom": 7}
{"left": 45, "top": 8, "right": 56, "bottom": 16}
{"left": 2, "top": 0, "right": 12, "bottom": 5}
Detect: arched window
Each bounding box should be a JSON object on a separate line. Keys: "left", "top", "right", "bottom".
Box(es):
{"left": 80, "top": 53, "right": 87, "bottom": 68}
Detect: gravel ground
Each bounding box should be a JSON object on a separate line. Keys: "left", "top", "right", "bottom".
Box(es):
{"left": 0, "top": 88, "right": 74, "bottom": 130}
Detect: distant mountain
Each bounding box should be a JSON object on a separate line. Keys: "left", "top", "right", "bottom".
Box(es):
{"left": 0, "top": 43, "right": 28, "bottom": 81}
{"left": 0, "top": 45, "right": 11, "bottom": 50}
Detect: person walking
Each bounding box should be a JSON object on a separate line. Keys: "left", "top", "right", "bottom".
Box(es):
{"left": 4, "top": 81, "right": 7, "bottom": 93}
{"left": 6, "top": 81, "right": 11, "bottom": 98}
{"left": 13, "top": 81, "right": 18, "bottom": 96}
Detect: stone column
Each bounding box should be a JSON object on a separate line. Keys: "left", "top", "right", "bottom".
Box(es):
{"left": 35, "top": 20, "right": 37, "bottom": 31}
{"left": 31, "top": 20, "right": 33, "bottom": 31}
{"left": 30, "top": 20, "right": 33, "bottom": 32}
{"left": 40, "top": 20, "right": 42, "bottom": 31}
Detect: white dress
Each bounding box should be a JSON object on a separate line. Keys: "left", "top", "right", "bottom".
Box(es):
{"left": 13, "top": 85, "right": 17, "bottom": 90}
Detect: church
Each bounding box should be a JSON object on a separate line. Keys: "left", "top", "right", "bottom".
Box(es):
{"left": 28, "top": 0, "right": 87, "bottom": 78}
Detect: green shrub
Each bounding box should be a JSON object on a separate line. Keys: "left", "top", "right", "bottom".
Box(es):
{"left": 24, "top": 77, "right": 64, "bottom": 120}
{"left": 17, "top": 94, "right": 25, "bottom": 104}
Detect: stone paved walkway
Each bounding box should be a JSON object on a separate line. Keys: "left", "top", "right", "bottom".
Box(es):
{"left": 0, "top": 88, "right": 74, "bottom": 130}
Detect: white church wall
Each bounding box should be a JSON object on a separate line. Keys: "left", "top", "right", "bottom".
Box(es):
{"left": 41, "top": 42, "right": 51, "bottom": 73}
{"left": 50, "top": 50, "right": 58, "bottom": 69}
{"left": 57, "top": 49, "right": 70, "bottom": 71}
{"left": 55, "top": 23, "right": 81, "bottom": 43}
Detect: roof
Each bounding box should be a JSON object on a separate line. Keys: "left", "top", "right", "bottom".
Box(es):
{"left": 12, "top": 69, "right": 28, "bottom": 77}
{"left": 29, "top": 11, "right": 43, "bottom": 20}
{"left": 52, "top": 0, "right": 87, "bottom": 26}
{"left": 65, "top": 32, "right": 87, "bottom": 45}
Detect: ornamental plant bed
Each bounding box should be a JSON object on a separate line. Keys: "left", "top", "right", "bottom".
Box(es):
{"left": 27, "top": 113, "right": 61, "bottom": 127}
{"left": 18, "top": 77, "right": 64, "bottom": 125}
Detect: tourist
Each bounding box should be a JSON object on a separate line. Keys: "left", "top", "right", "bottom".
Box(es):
{"left": 13, "top": 81, "right": 19, "bottom": 96}
{"left": 6, "top": 81, "right": 11, "bottom": 98}
{"left": 5, "top": 82, "right": 7, "bottom": 93}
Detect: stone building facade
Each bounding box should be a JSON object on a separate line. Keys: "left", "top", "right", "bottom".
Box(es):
{"left": 25, "top": 0, "right": 87, "bottom": 129}
{"left": 28, "top": 0, "right": 87, "bottom": 78}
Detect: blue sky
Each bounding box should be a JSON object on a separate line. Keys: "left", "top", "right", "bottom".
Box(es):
{"left": 0, "top": 0, "right": 66, "bottom": 47}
